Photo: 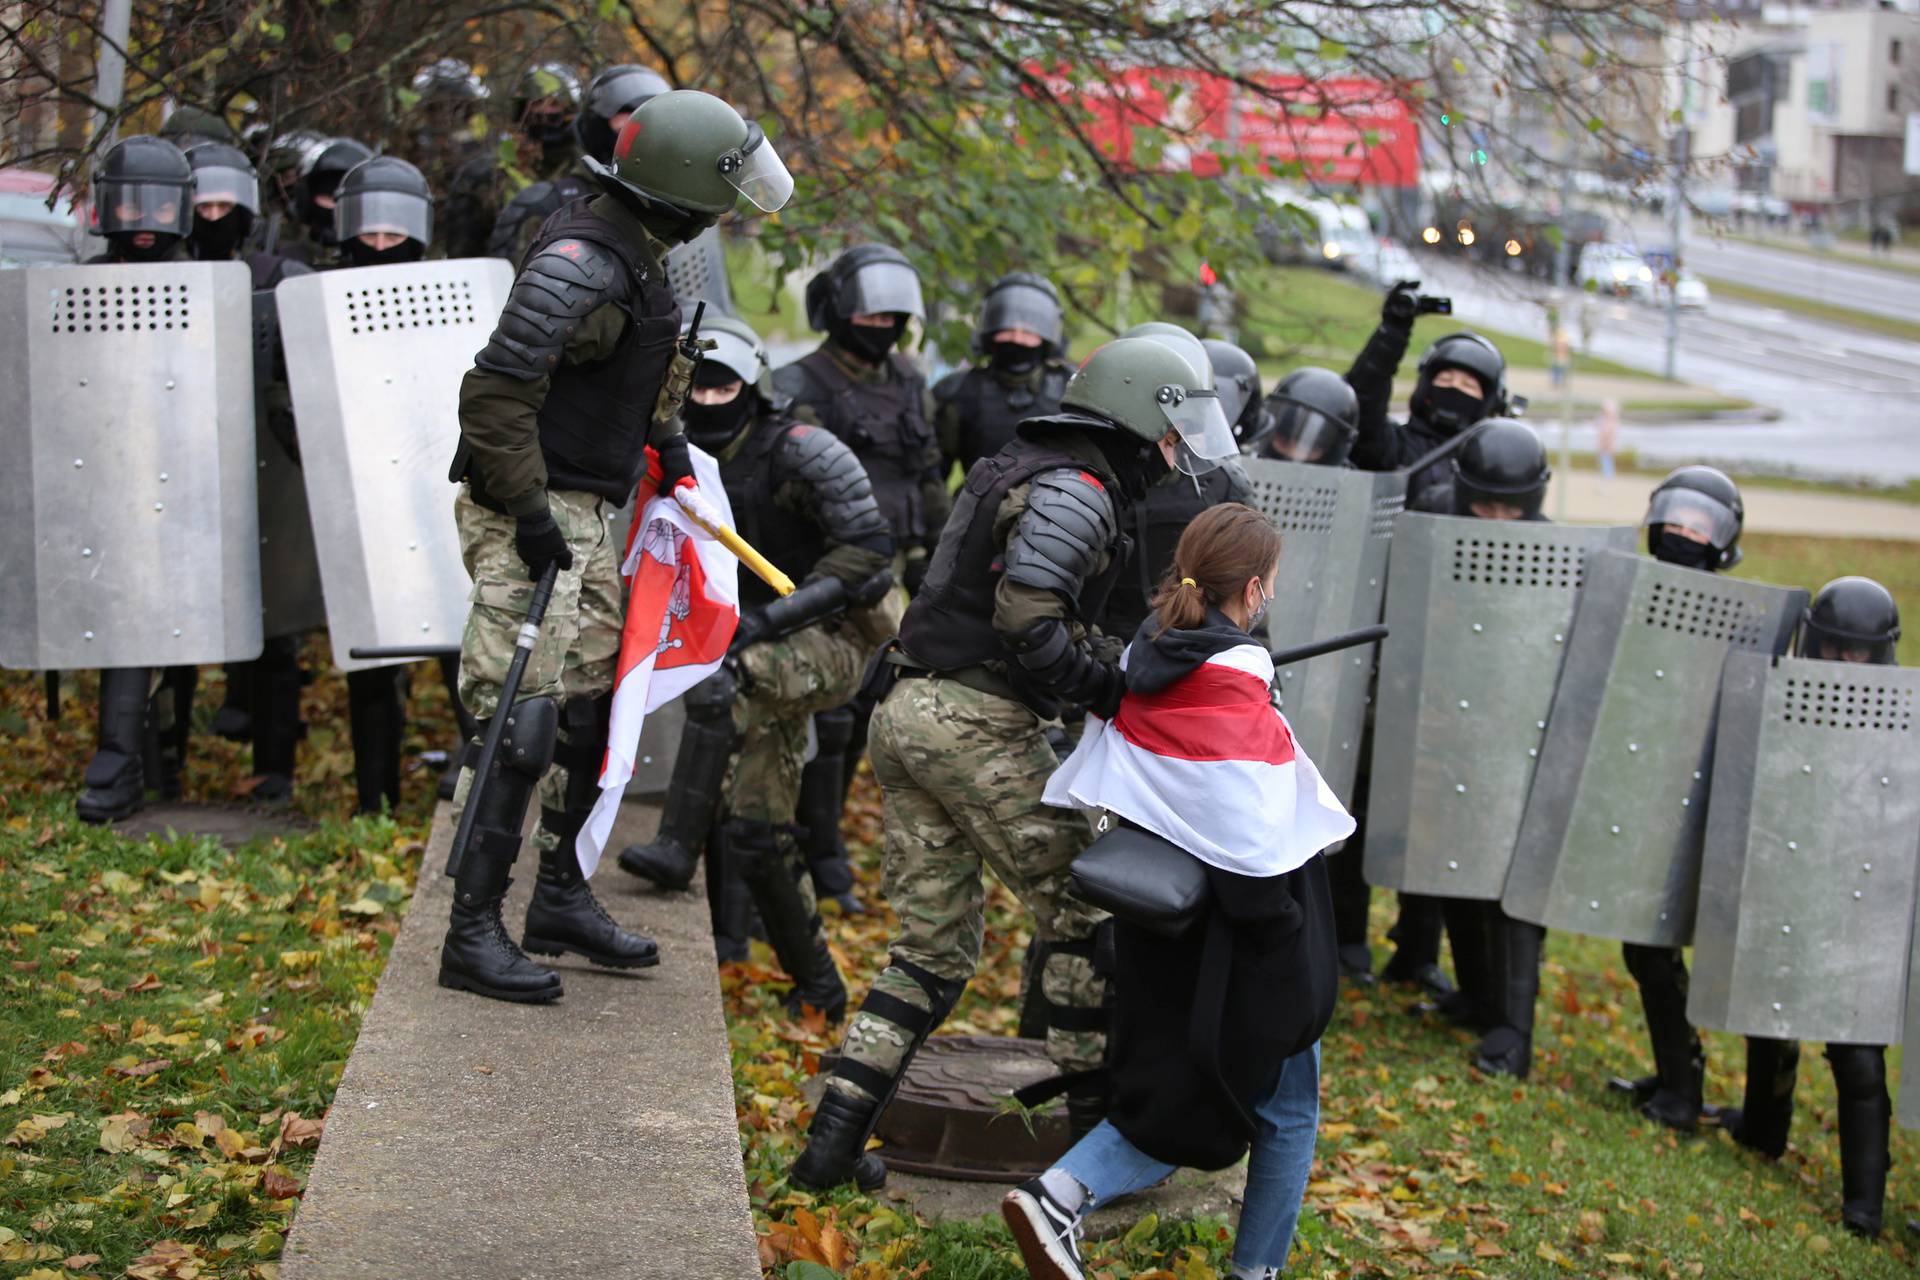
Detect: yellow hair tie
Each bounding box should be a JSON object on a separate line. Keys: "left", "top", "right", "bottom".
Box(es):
{"left": 1180, "top": 577, "right": 1197, "bottom": 588}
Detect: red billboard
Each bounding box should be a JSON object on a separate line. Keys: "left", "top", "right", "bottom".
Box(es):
{"left": 1029, "top": 67, "right": 1420, "bottom": 188}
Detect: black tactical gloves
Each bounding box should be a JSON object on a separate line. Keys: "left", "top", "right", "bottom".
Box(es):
{"left": 514, "top": 508, "right": 574, "bottom": 578}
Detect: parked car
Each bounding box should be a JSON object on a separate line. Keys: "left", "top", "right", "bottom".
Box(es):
{"left": 1576, "top": 242, "right": 1654, "bottom": 299}
{"left": 1671, "top": 272, "right": 1710, "bottom": 311}
{"left": 0, "top": 168, "right": 90, "bottom": 267}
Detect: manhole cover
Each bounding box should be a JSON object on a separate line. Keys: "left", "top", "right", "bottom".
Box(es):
{"left": 874, "top": 1036, "right": 1072, "bottom": 1182}
{"left": 116, "top": 802, "right": 313, "bottom": 848}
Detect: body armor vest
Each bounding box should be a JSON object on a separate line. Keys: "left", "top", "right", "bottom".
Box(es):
{"left": 783, "top": 349, "right": 934, "bottom": 541}
{"left": 1101, "top": 467, "right": 1243, "bottom": 640}
{"left": 719, "top": 416, "right": 830, "bottom": 612}
{"left": 486, "top": 174, "right": 595, "bottom": 261}
{"left": 515, "top": 204, "right": 680, "bottom": 508}
{"left": 949, "top": 362, "right": 1072, "bottom": 474}
{"left": 901, "top": 433, "right": 1124, "bottom": 675}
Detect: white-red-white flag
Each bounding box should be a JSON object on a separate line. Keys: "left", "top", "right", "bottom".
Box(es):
{"left": 576, "top": 447, "right": 740, "bottom": 877}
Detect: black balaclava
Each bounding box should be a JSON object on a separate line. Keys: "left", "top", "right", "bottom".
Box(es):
{"left": 989, "top": 339, "right": 1043, "bottom": 377}
{"left": 682, "top": 365, "right": 757, "bottom": 450}
{"left": 190, "top": 208, "right": 253, "bottom": 260}
{"left": 1089, "top": 426, "right": 1170, "bottom": 503}
{"left": 343, "top": 237, "right": 425, "bottom": 268}
{"left": 833, "top": 315, "right": 906, "bottom": 364}
{"left": 1424, "top": 385, "right": 1487, "bottom": 434}
{"left": 1651, "top": 526, "right": 1719, "bottom": 572}
{"left": 106, "top": 232, "right": 181, "bottom": 263}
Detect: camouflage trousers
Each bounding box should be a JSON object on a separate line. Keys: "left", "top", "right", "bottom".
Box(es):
{"left": 451, "top": 486, "right": 623, "bottom": 853}
{"left": 725, "top": 622, "right": 867, "bottom": 826}
{"left": 829, "top": 674, "right": 1109, "bottom": 1103}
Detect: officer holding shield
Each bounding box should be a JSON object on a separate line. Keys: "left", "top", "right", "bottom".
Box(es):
{"left": 440, "top": 90, "right": 793, "bottom": 1003}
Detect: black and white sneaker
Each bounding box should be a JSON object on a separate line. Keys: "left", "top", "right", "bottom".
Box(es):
{"left": 1002, "top": 1178, "right": 1086, "bottom": 1280}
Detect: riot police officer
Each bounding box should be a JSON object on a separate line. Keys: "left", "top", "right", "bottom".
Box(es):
{"left": 614, "top": 316, "right": 894, "bottom": 1013}
{"left": 487, "top": 64, "right": 670, "bottom": 264}
{"left": 441, "top": 61, "right": 586, "bottom": 259}
{"left": 74, "top": 135, "right": 198, "bottom": 822}
{"left": 1204, "top": 337, "right": 1272, "bottom": 448}
{"left": 931, "top": 272, "right": 1073, "bottom": 478}
{"left": 1347, "top": 283, "right": 1509, "bottom": 508}
{"left": 281, "top": 137, "right": 373, "bottom": 265}
{"left": 182, "top": 142, "right": 314, "bottom": 802}
{"left": 1717, "top": 576, "right": 1902, "bottom": 1237}
{"left": 1610, "top": 465, "right": 1747, "bottom": 1128}
{"left": 791, "top": 333, "right": 1239, "bottom": 1191}
{"left": 160, "top": 104, "right": 237, "bottom": 148}
{"left": 1252, "top": 366, "right": 1359, "bottom": 464}
{"left": 441, "top": 90, "right": 792, "bottom": 1003}
{"left": 1408, "top": 420, "right": 1553, "bottom": 1078}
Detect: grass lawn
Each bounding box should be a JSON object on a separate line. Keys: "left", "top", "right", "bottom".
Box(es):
{"left": 1564, "top": 452, "right": 1920, "bottom": 507}
{"left": 1697, "top": 276, "right": 1920, "bottom": 345}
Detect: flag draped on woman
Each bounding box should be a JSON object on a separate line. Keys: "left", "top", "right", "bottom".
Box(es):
{"left": 576, "top": 448, "right": 740, "bottom": 876}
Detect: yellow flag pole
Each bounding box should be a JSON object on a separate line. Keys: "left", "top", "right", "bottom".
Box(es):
{"left": 672, "top": 487, "right": 795, "bottom": 598}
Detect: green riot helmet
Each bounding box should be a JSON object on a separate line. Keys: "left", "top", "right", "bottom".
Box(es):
{"left": 1061, "top": 335, "right": 1237, "bottom": 475}
{"left": 575, "top": 64, "right": 671, "bottom": 163}
{"left": 680, "top": 313, "right": 771, "bottom": 451}
{"left": 584, "top": 90, "right": 792, "bottom": 244}
{"left": 94, "top": 135, "right": 194, "bottom": 244}
{"left": 160, "top": 104, "right": 237, "bottom": 146}
{"left": 1119, "top": 321, "right": 1212, "bottom": 407}
{"left": 513, "top": 62, "right": 583, "bottom": 147}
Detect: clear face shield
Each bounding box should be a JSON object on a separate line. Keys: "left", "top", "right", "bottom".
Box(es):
{"left": 716, "top": 122, "right": 794, "bottom": 213}
{"left": 1267, "top": 402, "right": 1357, "bottom": 466}
{"left": 191, "top": 165, "right": 260, "bottom": 216}
{"left": 335, "top": 189, "right": 433, "bottom": 245}
{"left": 843, "top": 259, "right": 925, "bottom": 321}
{"left": 1642, "top": 489, "right": 1739, "bottom": 552}
{"left": 1157, "top": 385, "right": 1237, "bottom": 476}
{"left": 98, "top": 182, "right": 191, "bottom": 236}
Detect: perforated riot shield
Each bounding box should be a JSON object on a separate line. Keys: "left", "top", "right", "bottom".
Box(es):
{"left": 1502, "top": 551, "right": 1806, "bottom": 946}
{"left": 1364, "top": 515, "right": 1637, "bottom": 900}
{"left": 1689, "top": 652, "right": 1920, "bottom": 1045}
{"left": 1240, "top": 457, "right": 1404, "bottom": 803}
{"left": 277, "top": 258, "right": 515, "bottom": 671}
{"left": 0, "top": 261, "right": 262, "bottom": 670}
{"left": 664, "top": 226, "right": 734, "bottom": 317}
{"left": 251, "top": 290, "right": 327, "bottom": 638}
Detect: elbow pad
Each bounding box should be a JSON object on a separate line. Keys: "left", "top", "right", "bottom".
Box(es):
{"left": 1009, "top": 618, "right": 1123, "bottom": 720}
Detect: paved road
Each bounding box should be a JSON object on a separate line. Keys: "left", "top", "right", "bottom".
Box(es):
{"left": 1416, "top": 256, "right": 1920, "bottom": 482}
{"left": 1620, "top": 215, "right": 1920, "bottom": 325}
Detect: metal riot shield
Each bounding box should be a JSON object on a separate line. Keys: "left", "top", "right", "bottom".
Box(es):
{"left": 251, "top": 290, "right": 327, "bottom": 638}
{"left": 664, "top": 226, "right": 735, "bottom": 317}
{"left": 0, "top": 261, "right": 262, "bottom": 670}
{"left": 1689, "top": 652, "right": 1920, "bottom": 1044}
{"left": 276, "top": 258, "right": 515, "bottom": 671}
{"left": 1501, "top": 551, "right": 1806, "bottom": 946}
{"left": 1364, "top": 515, "right": 1637, "bottom": 900}
{"left": 1240, "top": 457, "right": 1404, "bottom": 803}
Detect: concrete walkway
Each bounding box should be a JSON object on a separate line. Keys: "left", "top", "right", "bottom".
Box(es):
{"left": 1552, "top": 468, "right": 1920, "bottom": 541}
{"left": 282, "top": 800, "right": 759, "bottom": 1280}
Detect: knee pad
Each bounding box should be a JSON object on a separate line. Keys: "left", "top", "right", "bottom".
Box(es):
{"left": 1828, "top": 1044, "right": 1887, "bottom": 1100}
{"left": 557, "top": 694, "right": 613, "bottom": 809}
{"left": 813, "top": 707, "right": 857, "bottom": 754}
{"left": 495, "top": 696, "right": 560, "bottom": 783}
{"left": 721, "top": 817, "right": 781, "bottom": 874}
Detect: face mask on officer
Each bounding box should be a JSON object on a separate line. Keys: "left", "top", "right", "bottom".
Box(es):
{"left": 344, "top": 230, "right": 423, "bottom": 268}
{"left": 989, "top": 328, "right": 1045, "bottom": 376}
{"left": 1424, "top": 366, "right": 1486, "bottom": 431}
{"left": 836, "top": 312, "right": 907, "bottom": 364}
{"left": 681, "top": 369, "right": 755, "bottom": 447}
{"left": 190, "top": 199, "right": 250, "bottom": 258}
{"left": 1650, "top": 522, "right": 1719, "bottom": 571}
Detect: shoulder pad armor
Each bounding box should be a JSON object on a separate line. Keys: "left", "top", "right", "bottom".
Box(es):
{"left": 1218, "top": 458, "right": 1252, "bottom": 503}
{"left": 474, "top": 237, "right": 626, "bottom": 380}
{"left": 1004, "top": 467, "right": 1119, "bottom": 600}
{"left": 775, "top": 423, "right": 890, "bottom": 546}
{"left": 771, "top": 361, "right": 829, "bottom": 411}
{"left": 931, "top": 367, "right": 968, "bottom": 406}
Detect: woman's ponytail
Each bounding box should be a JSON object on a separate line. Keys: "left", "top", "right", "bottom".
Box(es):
{"left": 1148, "top": 503, "right": 1283, "bottom": 636}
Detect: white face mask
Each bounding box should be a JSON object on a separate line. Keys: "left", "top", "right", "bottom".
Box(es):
{"left": 1247, "top": 580, "right": 1271, "bottom": 628}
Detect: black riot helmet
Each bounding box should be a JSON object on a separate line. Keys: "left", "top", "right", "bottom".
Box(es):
{"left": 1411, "top": 331, "right": 1508, "bottom": 435}
{"left": 1798, "top": 577, "right": 1901, "bottom": 665}
{"left": 334, "top": 157, "right": 432, "bottom": 265}
{"left": 575, "top": 64, "right": 671, "bottom": 163}
{"left": 1202, "top": 339, "right": 1265, "bottom": 444}
{"left": 411, "top": 57, "right": 487, "bottom": 106}
{"left": 806, "top": 243, "right": 926, "bottom": 329}
{"left": 94, "top": 135, "right": 194, "bottom": 257}
{"left": 1643, "top": 465, "right": 1744, "bottom": 571}
{"left": 513, "top": 62, "right": 583, "bottom": 147}
{"left": 1452, "top": 418, "right": 1550, "bottom": 519}
{"left": 183, "top": 141, "right": 260, "bottom": 258}
{"left": 972, "top": 271, "right": 1066, "bottom": 361}
{"left": 295, "top": 138, "right": 374, "bottom": 239}
{"left": 1261, "top": 367, "right": 1360, "bottom": 466}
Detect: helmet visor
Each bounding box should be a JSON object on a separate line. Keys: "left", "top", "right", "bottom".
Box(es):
{"left": 192, "top": 164, "right": 260, "bottom": 215}
{"left": 1798, "top": 623, "right": 1897, "bottom": 665}
{"left": 844, "top": 260, "right": 925, "bottom": 320}
{"left": 1159, "top": 387, "right": 1236, "bottom": 476}
{"left": 719, "top": 124, "right": 793, "bottom": 213}
{"left": 979, "top": 283, "right": 1064, "bottom": 349}
{"left": 98, "top": 182, "right": 191, "bottom": 236}
{"left": 1267, "top": 402, "right": 1356, "bottom": 466}
{"left": 1456, "top": 474, "right": 1546, "bottom": 519}
{"left": 335, "top": 189, "right": 432, "bottom": 244}
{"left": 1644, "top": 487, "right": 1740, "bottom": 550}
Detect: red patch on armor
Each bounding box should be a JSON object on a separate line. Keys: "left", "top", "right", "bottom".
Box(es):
{"left": 1076, "top": 470, "right": 1105, "bottom": 491}
{"left": 788, "top": 425, "right": 814, "bottom": 438}
{"left": 555, "top": 242, "right": 582, "bottom": 259}
{"left": 613, "top": 117, "right": 642, "bottom": 162}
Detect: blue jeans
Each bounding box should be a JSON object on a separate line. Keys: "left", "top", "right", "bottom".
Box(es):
{"left": 1055, "top": 1042, "right": 1321, "bottom": 1272}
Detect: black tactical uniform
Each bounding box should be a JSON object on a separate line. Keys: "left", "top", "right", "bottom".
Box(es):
{"left": 932, "top": 271, "right": 1074, "bottom": 477}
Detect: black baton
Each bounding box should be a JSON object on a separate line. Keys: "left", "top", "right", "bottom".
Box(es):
{"left": 445, "top": 562, "right": 560, "bottom": 879}
{"left": 348, "top": 645, "right": 462, "bottom": 660}
{"left": 1271, "top": 624, "right": 1389, "bottom": 668}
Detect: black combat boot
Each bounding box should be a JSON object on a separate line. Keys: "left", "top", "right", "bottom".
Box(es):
{"left": 347, "top": 667, "right": 403, "bottom": 815}
{"left": 1830, "top": 1044, "right": 1891, "bottom": 1239}
{"left": 792, "top": 1087, "right": 889, "bottom": 1192}
{"left": 523, "top": 808, "right": 660, "bottom": 969}
{"left": 1721, "top": 1037, "right": 1798, "bottom": 1159}
{"left": 727, "top": 818, "right": 846, "bottom": 1020}
{"left": 248, "top": 636, "right": 304, "bottom": 804}
{"left": 437, "top": 697, "right": 563, "bottom": 1003}
{"left": 78, "top": 667, "right": 151, "bottom": 823}
{"left": 1624, "top": 943, "right": 1704, "bottom": 1131}
{"left": 1382, "top": 894, "right": 1453, "bottom": 996}
{"left": 800, "top": 707, "right": 861, "bottom": 913}
{"left": 213, "top": 661, "right": 254, "bottom": 740}
{"left": 618, "top": 669, "right": 737, "bottom": 890}
{"left": 145, "top": 666, "right": 196, "bottom": 801}
{"left": 1474, "top": 916, "right": 1545, "bottom": 1079}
